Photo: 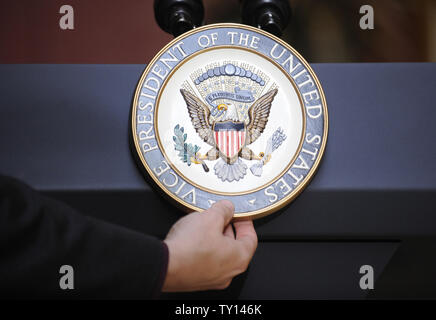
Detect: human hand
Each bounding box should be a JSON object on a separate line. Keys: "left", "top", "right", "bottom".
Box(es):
{"left": 162, "top": 200, "right": 258, "bottom": 292}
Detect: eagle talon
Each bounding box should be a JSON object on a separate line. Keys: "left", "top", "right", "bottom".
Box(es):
{"left": 190, "top": 157, "right": 201, "bottom": 164}
{"left": 191, "top": 153, "right": 210, "bottom": 172}
{"left": 191, "top": 152, "right": 207, "bottom": 164}
{"left": 263, "top": 154, "right": 272, "bottom": 165}
{"left": 194, "top": 152, "right": 207, "bottom": 162}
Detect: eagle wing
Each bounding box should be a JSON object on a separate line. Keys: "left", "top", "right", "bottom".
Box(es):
{"left": 180, "top": 89, "right": 215, "bottom": 147}
{"left": 245, "top": 88, "right": 278, "bottom": 145}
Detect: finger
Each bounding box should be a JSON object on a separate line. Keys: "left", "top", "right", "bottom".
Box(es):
{"left": 215, "top": 278, "right": 232, "bottom": 290}
{"left": 234, "top": 220, "right": 258, "bottom": 257}
{"left": 223, "top": 223, "right": 235, "bottom": 239}
{"left": 207, "top": 200, "right": 235, "bottom": 229}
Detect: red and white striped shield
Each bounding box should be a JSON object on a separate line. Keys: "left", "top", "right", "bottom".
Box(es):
{"left": 214, "top": 121, "right": 246, "bottom": 159}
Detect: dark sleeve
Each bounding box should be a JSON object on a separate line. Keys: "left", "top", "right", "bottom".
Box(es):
{"left": 0, "top": 175, "right": 168, "bottom": 299}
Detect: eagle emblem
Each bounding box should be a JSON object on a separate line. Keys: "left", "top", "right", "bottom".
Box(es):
{"left": 177, "top": 88, "right": 285, "bottom": 182}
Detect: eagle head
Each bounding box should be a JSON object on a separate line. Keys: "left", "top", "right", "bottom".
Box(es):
{"left": 218, "top": 103, "right": 240, "bottom": 122}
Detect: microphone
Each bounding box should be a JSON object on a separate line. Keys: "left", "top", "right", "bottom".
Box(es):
{"left": 154, "top": 0, "right": 205, "bottom": 37}
{"left": 240, "top": 0, "right": 291, "bottom": 37}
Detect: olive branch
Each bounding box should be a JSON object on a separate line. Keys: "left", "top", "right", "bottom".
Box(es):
{"left": 173, "top": 124, "right": 200, "bottom": 166}
{"left": 173, "top": 125, "right": 209, "bottom": 172}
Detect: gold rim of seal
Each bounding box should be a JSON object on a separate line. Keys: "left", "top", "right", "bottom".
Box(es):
{"left": 131, "top": 23, "right": 329, "bottom": 220}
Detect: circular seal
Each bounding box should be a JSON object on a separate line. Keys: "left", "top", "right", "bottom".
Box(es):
{"left": 131, "top": 23, "right": 328, "bottom": 219}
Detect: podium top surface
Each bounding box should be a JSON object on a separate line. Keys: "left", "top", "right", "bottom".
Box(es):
{"left": 0, "top": 63, "right": 435, "bottom": 192}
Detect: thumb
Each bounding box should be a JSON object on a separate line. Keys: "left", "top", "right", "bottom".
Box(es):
{"left": 207, "top": 200, "right": 235, "bottom": 229}
{"left": 234, "top": 220, "right": 258, "bottom": 257}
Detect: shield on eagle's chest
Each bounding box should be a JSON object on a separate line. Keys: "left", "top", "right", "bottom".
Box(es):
{"left": 214, "top": 121, "right": 246, "bottom": 159}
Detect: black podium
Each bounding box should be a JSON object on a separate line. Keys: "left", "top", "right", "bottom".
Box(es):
{"left": 1, "top": 63, "right": 435, "bottom": 299}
